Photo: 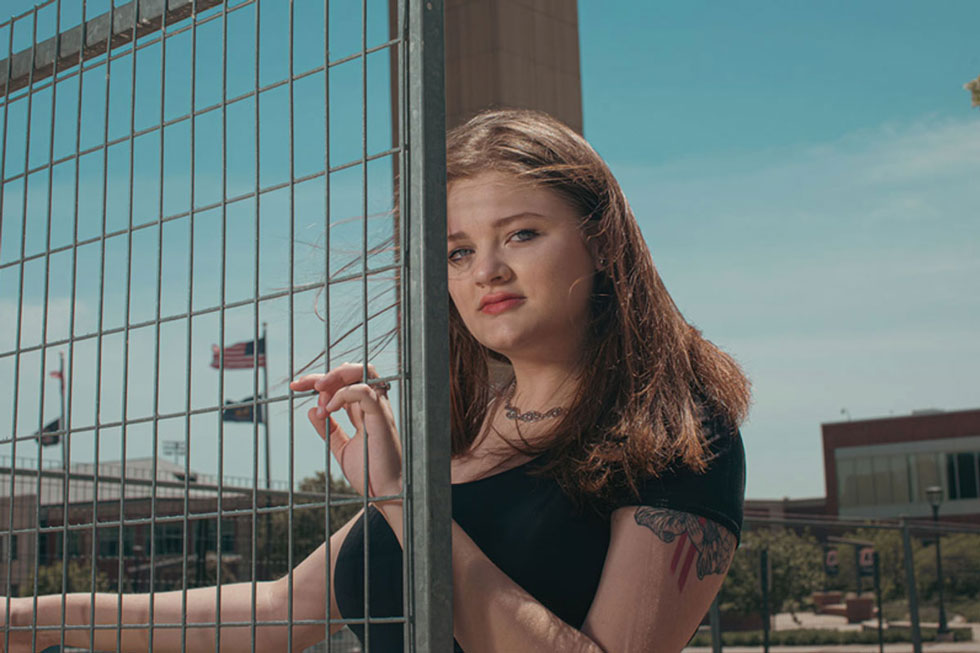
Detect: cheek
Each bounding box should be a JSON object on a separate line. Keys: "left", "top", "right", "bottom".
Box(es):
{"left": 447, "top": 281, "right": 474, "bottom": 327}
{"left": 447, "top": 279, "right": 464, "bottom": 308}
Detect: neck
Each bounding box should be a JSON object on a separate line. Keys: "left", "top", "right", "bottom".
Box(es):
{"left": 507, "top": 355, "right": 582, "bottom": 414}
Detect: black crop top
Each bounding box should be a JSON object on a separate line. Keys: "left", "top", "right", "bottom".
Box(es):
{"left": 334, "top": 423, "right": 745, "bottom": 651}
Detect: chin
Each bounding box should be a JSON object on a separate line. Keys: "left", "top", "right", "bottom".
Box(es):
{"left": 473, "top": 329, "right": 530, "bottom": 359}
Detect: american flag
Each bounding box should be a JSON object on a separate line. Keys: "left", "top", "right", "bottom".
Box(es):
{"left": 211, "top": 338, "right": 266, "bottom": 369}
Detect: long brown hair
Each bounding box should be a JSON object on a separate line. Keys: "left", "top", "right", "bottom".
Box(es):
{"left": 447, "top": 109, "right": 750, "bottom": 509}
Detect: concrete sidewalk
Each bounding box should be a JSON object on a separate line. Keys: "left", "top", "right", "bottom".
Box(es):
{"left": 684, "top": 645, "right": 979, "bottom": 653}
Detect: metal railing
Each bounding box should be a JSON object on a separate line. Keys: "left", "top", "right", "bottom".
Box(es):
{"left": 0, "top": 0, "right": 450, "bottom": 650}
{"left": 697, "top": 511, "right": 980, "bottom": 653}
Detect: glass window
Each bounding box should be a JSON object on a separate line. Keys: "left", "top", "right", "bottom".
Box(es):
{"left": 913, "top": 452, "right": 942, "bottom": 502}
{"left": 51, "top": 531, "right": 83, "bottom": 558}
{"left": 947, "top": 453, "right": 960, "bottom": 499}
{"left": 872, "top": 455, "right": 894, "bottom": 504}
{"left": 222, "top": 520, "right": 236, "bottom": 554}
{"left": 837, "top": 457, "right": 856, "bottom": 508}
{"left": 98, "top": 528, "right": 118, "bottom": 558}
{"left": 956, "top": 452, "right": 978, "bottom": 500}
{"left": 890, "top": 454, "right": 910, "bottom": 504}
{"left": 154, "top": 523, "right": 184, "bottom": 556}
{"left": 855, "top": 457, "right": 874, "bottom": 506}
{"left": 98, "top": 526, "right": 135, "bottom": 558}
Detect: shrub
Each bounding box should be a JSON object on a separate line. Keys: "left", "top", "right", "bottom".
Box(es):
{"left": 719, "top": 527, "right": 823, "bottom": 616}
{"left": 914, "top": 533, "right": 980, "bottom": 601}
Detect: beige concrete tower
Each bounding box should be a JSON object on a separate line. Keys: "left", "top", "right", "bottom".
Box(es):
{"left": 444, "top": 0, "right": 583, "bottom": 132}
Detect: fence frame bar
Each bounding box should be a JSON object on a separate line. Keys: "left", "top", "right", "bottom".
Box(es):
{"left": 404, "top": 0, "right": 451, "bottom": 650}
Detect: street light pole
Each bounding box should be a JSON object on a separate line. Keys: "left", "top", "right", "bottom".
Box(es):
{"left": 925, "top": 486, "right": 949, "bottom": 635}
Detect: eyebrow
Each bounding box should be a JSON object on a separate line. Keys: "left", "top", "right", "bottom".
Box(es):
{"left": 447, "top": 212, "right": 546, "bottom": 242}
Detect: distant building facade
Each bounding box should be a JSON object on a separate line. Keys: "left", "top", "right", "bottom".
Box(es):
{"left": 0, "top": 458, "right": 320, "bottom": 596}
{"left": 822, "top": 408, "right": 980, "bottom": 522}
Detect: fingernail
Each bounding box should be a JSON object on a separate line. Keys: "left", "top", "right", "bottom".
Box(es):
{"left": 316, "top": 406, "right": 326, "bottom": 418}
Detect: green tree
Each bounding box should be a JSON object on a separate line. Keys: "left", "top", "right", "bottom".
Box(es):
{"left": 260, "top": 473, "right": 361, "bottom": 577}
{"left": 914, "top": 533, "right": 980, "bottom": 602}
{"left": 719, "top": 527, "right": 823, "bottom": 616}
{"left": 831, "top": 528, "right": 917, "bottom": 601}
{"left": 22, "top": 560, "right": 111, "bottom": 596}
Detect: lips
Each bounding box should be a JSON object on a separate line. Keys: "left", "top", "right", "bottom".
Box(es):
{"left": 479, "top": 293, "right": 525, "bottom": 314}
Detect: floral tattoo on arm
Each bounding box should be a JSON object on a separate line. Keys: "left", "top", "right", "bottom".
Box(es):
{"left": 634, "top": 507, "right": 736, "bottom": 593}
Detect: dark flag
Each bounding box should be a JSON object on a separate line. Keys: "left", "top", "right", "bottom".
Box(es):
{"left": 858, "top": 546, "right": 875, "bottom": 578}
{"left": 35, "top": 417, "right": 62, "bottom": 447}
{"left": 823, "top": 547, "right": 839, "bottom": 577}
{"left": 211, "top": 338, "right": 266, "bottom": 370}
{"left": 222, "top": 396, "right": 265, "bottom": 423}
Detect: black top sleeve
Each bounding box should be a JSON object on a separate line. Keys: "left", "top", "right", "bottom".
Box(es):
{"left": 616, "top": 417, "right": 746, "bottom": 542}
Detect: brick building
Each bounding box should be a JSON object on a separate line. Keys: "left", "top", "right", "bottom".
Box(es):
{"left": 0, "top": 457, "right": 319, "bottom": 595}
{"left": 822, "top": 408, "right": 980, "bottom": 522}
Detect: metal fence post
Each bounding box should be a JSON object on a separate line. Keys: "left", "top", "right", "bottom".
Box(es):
{"left": 901, "top": 519, "right": 923, "bottom": 653}
{"left": 405, "top": 0, "right": 452, "bottom": 651}
{"left": 760, "top": 548, "right": 770, "bottom": 653}
{"left": 709, "top": 593, "right": 723, "bottom": 653}
{"left": 873, "top": 551, "right": 883, "bottom": 653}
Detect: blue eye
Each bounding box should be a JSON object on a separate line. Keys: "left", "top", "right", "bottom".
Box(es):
{"left": 511, "top": 229, "right": 539, "bottom": 242}
{"left": 448, "top": 247, "right": 472, "bottom": 263}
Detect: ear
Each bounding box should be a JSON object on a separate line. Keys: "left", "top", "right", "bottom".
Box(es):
{"left": 589, "top": 243, "right": 606, "bottom": 272}
{"left": 583, "top": 234, "right": 604, "bottom": 272}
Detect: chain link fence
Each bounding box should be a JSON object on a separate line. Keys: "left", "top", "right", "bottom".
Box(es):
{"left": 0, "top": 0, "right": 450, "bottom": 650}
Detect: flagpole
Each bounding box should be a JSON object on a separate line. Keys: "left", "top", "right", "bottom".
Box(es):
{"left": 58, "top": 352, "right": 66, "bottom": 469}
{"left": 261, "top": 324, "right": 271, "bottom": 581}
{"left": 262, "top": 323, "right": 271, "bottom": 490}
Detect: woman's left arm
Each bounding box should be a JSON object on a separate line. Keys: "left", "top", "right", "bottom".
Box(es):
{"left": 375, "top": 502, "right": 735, "bottom": 653}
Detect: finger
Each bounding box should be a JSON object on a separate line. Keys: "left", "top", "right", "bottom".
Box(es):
{"left": 306, "top": 406, "right": 329, "bottom": 440}
{"left": 312, "top": 363, "right": 380, "bottom": 395}
{"left": 324, "top": 384, "right": 384, "bottom": 415}
{"left": 290, "top": 374, "right": 327, "bottom": 392}
{"left": 327, "top": 416, "right": 352, "bottom": 462}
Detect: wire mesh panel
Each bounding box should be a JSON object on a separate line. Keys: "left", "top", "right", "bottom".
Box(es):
{"left": 0, "top": 0, "right": 450, "bottom": 650}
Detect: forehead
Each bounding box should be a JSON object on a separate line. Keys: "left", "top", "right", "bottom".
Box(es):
{"left": 446, "top": 172, "right": 577, "bottom": 231}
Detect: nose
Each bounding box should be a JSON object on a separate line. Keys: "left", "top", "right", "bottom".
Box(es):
{"left": 472, "top": 248, "right": 512, "bottom": 286}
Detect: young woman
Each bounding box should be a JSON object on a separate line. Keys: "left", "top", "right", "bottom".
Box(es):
{"left": 2, "top": 109, "right": 749, "bottom": 652}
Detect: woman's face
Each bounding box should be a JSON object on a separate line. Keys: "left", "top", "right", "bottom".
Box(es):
{"left": 447, "top": 171, "right": 596, "bottom": 363}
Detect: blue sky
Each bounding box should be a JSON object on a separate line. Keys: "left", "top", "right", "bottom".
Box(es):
{"left": 579, "top": 1, "right": 980, "bottom": 498}
{"left": 1, "top": 1, "right": 978, "bottom": 500}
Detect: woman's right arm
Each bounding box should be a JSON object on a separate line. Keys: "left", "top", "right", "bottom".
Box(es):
{"left": 2, "top": 509, "right": 362, "bottom": 652}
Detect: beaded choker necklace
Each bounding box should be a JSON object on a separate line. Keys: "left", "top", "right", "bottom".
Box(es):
{"left": 503, "top": 381, "right": 565, "bottom": 423}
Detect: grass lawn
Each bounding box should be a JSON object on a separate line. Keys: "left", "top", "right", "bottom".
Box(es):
{"left": 881, "top": 598, "right": 980, "bottom": 623}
